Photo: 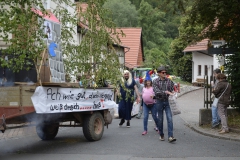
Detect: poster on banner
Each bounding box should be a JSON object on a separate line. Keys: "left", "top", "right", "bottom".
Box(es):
{"left": 31, "top": 86, "right": 118, "bottom": 114}
{"left": 44, "top": 21, "right": 52, "bottom": 40}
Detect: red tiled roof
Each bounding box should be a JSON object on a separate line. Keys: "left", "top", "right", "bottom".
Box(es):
{"left": 117, "top": 28, "right": 144, "bottom": 69}
{"left": 31, "top": 8, "right": 60, "bottom": 24}
{"left": 183, "top": 39, "right": 209, "bottom": 52}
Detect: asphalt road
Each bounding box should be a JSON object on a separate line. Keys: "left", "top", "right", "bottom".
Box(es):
{"left": 0, "top": 113, "right": 240, "bottom": 160}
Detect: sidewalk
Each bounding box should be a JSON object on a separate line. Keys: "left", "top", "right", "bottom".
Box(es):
{"left": 0, "top": 123, "right": 36, "bottom": 141}
{"left": 178, "top": 85, "right": 240, "bottom": 142}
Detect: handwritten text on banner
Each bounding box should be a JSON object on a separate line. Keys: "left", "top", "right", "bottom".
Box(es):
{"left": 31, "top": 86, "right": 117, "bottom": 113}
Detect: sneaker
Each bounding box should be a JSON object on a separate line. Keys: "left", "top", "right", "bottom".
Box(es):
{"left": 135, "top": 116, "right": 140, "bottom": 119}
{"left": 154, "top": 127, "right": 158, "bottom": 131}
{"left": 168, "top": 136, "right": 176, "bottom": 143}
{"left": 119, "top": 119, "right": 125, "bottom": 126}
{"left": 219, "top": 129, "right": 229, "bottom": 134}
{"left": 142, "top": 131, "right": 148, "bottom": 135}
{"left": 126, "top": 121, "right": 130, "bottom": 128}
{"left": 159, "top": 135, "right": 165, "bottom": 141}
{"left": 212, "top": 122, "right": 220, "bottom": 129}
{"left": 218, "top": 128, "right": 223, "bottom": 132}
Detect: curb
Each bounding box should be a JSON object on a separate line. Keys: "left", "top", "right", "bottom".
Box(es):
{"left": 177, "top": 86, "right": 202, "bottom": 98}
{"left": 185, "top": 123, "right": 240, "bottom": 142}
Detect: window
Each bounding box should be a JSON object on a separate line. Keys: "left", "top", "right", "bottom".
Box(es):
{"left": 43, "top": 0, "right": 50, "bottom": 9}
{"left": 204, "top": 65, "right": 208, "bottom": 76}
{"left": 198, "top": 65, "right": 201, "bottom": 76}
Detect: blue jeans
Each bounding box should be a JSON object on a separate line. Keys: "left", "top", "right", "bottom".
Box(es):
{"left": 143, "top": 103, "right": 158, "bottom": 131}
{"left": 212, "top": 105, "right": 220, "bottom": 125}
{"left": 156, "top": 99, "right": 173, "bottom": 138}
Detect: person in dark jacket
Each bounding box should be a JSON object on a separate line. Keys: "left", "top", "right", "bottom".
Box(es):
{"left": 212, "top": 73, "right": 232, "bottom": 134}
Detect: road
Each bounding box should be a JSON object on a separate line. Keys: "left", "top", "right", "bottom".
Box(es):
{"left": 1, "top": 89, "right": 240, "bottom": 160}
{"left": 0, "top": 116, "right": 240, "bottom": 160}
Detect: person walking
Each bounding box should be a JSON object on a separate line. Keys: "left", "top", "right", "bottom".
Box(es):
{"left": 212, "top": 73, "right": 232, "bottom": 134}
{"left": 211, "top": 68, "right": 221, "bottom": 128}
{"left": 141, "top": 71, "right": 159, "bottom": 135}
{"left": 118, "top": 70, "right": 140, "bottom": 128}
{"left": 153, "top": 66, "right": 176, "bottom": 142}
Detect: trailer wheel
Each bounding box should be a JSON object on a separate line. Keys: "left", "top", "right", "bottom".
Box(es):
{"left": 82, "top": 112, "right": 104, "bottom": 141}
{"left": 36, "top": 123, "right": 59, "bottom": 140}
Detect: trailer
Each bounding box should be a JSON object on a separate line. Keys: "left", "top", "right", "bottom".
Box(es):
{"left": 0, "top": 82, "right": 115, "bottom": 141}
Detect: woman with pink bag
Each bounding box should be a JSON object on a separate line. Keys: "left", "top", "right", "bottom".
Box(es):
{"left": 141, "top": 71, "right": 159, "bottom": 135}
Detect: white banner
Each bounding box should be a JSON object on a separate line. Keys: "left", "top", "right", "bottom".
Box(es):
{"left": 31, "top": 86, "right": 117, "bottom": 113}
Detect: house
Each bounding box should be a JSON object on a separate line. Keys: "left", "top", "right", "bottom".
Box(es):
{"left": 44, "top": 2, "right": 143, "bottom": 72}
{"left": 40, "top": 1, "right": 126, "bottom": 81}
{"left": 116, "top": 28, "right": 144, "bottom": 70}
{"left": 183, "top": 39, "right": 224, "bottom": 84}
{"left": 76, "top": 2, "right": 126, "bottom": 75}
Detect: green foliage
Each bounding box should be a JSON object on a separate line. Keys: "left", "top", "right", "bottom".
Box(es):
{"left": 130, "top": 0, "right": 190, "bottom": 12}
{"left": 102, "top": 0, "right": 182, "bottom": 71}
{"left": 184, "top": 0, "right": 240, "bottom": 47}
{"left": 0, "top": 0, "right": 75, "bottom": 73}
{"left": 64, "top": 0, "right": 123, "bottom": 87}
{"left": 103, "top": 0, "right": 138, "bottom": 27}
{"left": 0, "top": 0, "right": 46, "bottom": 71}
{"left": 137, "top": 0, "right": 172, "bottom": 69}
{"left": 138, "top": 0, "right": 166, "bottom": 50}
{"left": 225, "top": 53, "right": 240, "bottom": 108}
{"left": 182, "top": 0, "right": 240, "bottom": 108}
{"left": 0, "top": 0, "right": 124, "bottom": 88}
{"left": 168, "top": 38, "right": 192, "bottom": 82}
{"left": 143, "top": 48, "right": 166, "bottom": 69}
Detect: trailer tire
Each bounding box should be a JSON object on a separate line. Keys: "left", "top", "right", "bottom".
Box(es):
{"left": 82, "top": 112, "right": 104, "bottom": 141}
{"left": 36, "top": 123, "right": 59, "bottom": 140}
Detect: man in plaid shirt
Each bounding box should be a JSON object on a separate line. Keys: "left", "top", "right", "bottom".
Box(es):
{"left": 153, "top": 66, "right": 176, "bottom": 143}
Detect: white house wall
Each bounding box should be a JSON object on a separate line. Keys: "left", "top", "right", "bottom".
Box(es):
{"left": 213, "top": 54, "right": 220, "bottom": 70}
{"left": 192, "top": 51, "right": 213, "bottom": 83}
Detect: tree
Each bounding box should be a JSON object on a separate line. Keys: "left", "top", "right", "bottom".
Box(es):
{"left": 181, "top": 0, "right": 240, "bottom": 107}
{"left": 130, "top": 0, "right": 189, "bottom": 12}
{"left": 138, "top": 0, "right": 166, "bottom": 50}
{"left": 103, "top": 0, "right": 138, "bottom": 27}
{"left": 0, "top": 0, "right": 77, "bottom": 84}
{"left": 168, "top": 38, "right": 192, "bottom": 82}
{"left": 65, "top": 0, "right": 123, "bottom": 87}
{"left": 143, "top": 48, "right": 167, "bottom": 69}
{"left": 0, "top": 0, "right": 46, "bottom": 71}
{"left": 0, "top": 0, "right": 123, "bottom": 88}
{"left": 168, "top": 14, "right": 202, "bottom": 82}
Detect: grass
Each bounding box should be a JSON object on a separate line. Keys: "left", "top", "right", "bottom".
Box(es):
{"left": 201, "top": 111, "right": 240, "bottom": 130}
{"left": 228, "top": 112, "right": 240, "bottom": 129}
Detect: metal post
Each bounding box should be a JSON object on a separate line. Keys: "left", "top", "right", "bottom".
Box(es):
{"left": 204, "top": 75, "right": 209, "bottom": 109}
{"left": 204, "top": 75, "right": 206, "bottom": 108}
